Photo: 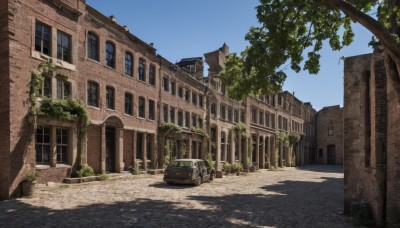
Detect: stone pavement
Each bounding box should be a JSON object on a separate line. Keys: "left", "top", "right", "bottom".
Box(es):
{"left": 0, "top": 165, "right": 352, "bottom": 228}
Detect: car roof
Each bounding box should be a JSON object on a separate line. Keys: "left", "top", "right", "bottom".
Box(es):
{"left": 172, "top": 159, "right": 203, "bottom": 162}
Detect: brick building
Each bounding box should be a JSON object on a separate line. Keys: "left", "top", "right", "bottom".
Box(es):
{"left": 0, "top": 0, "right": 322, "bottom": 200}
{"left": 316, "top": 105, "right": 344, "bottom": 165}
{"left": 344, "top": 51, "right": 400, "bottom": 225}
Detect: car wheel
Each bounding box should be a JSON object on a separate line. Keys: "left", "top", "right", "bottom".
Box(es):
{"left": 195, "top": 177, "right": 202, "bottom": 186}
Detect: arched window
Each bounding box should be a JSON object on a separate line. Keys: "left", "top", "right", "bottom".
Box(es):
{"left": 138, "top": 96, "right": 145, "bottom": 118}
{"left": 87, "top": 32, "right": 99, "bottom": 61}
{"left": 106, "top": 42, "right": 115, "bottom": 68}
{"left": 125, "top": 52, "right": 133, "bottom": 76}
{"left": 138, "top": 58, "right": 146, "bottom": 81}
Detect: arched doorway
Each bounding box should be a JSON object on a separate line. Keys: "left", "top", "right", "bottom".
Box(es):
{"left": 103, "top": 115, "right": 124, "bottom": 173}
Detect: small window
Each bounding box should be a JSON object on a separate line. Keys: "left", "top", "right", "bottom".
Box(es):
{"left": 125, "top": 93, "right": 133, "bottom": 115}
{"left": 57, "top": 31, "right": 71, "bottom": 63}
{"left": 138, "top": 96, "right": 145, "bottom": 118}
{"left": 265, "top": 112, "right": 270, "bottom": 127}
{"left": 56, "top": 128, "right": 68, "bottom": 163}
{"left": 87, "top": 32, "right": 99, "bottom": 61}
{"left": 192, "top": 92, "right": 197, "bottom": 105}
{"left": 192, "top": 114, "right": 197, "bottom": 128}
{"left": 252, "top": 108, "right": 257, "bottom": 123}
{"left": 185, "top": 112, "right": 190, "bottom": 128}
{"left": 259, "top": 111, "right": 264, "bottom": 125}
{"left": 177, "top": 110, "right": 183, "bottom": 127}
{"left": 234, "top": 110, "right": 238, "bottom": 123}
{"left": 170, "top": 107, "right": 175, "bottom": 123}
{"left": 198, "top": 118, "right": 203, "bottom": 128}
{"left": 328, "top": 127, "right": 334, "bottom": 136}
{"left": 170, "top": 80, "right": 176, "bottom": 95}
{"left": 105, "top": 42, "right": 115, "bottom": 68}
{"left": 41, "top": 76, "right": 51, "bottom": 97}
{"left": 163, "top": 77, "right": 169, "bottom": 92}
{"left": 163, "top": 105, "right": 168, "bottom": 122}
{"left": 211, "top": 103, "right": 216, "bottom": 116}
{"left": 220, "top": 105, "right": 226, "bottom": 120}
{"left": 106, "top": 87, "right": 115, "bottom": 110}
{"left": 125, "top": 52, "right": 133, "bottom": 76}
{"left": 185, "top": 88, "right": 190, "bottom": 101}
{"left": 149, "top": 64, "right": 156, "bottom": 86}
{"left": 178, "top": 86, "right": 183, "bottom": 98}
{"left": 87, "top": 81, "right": 99, "bottom": 107}
{"left": 149, "top": 100, "right": 155, "bottom": 120}
{"left": 228, "top": 108, "right": 233, "bottom": 122}
{"left": 35, "top": 22, "right": 51, "bottom": 55}
{"left": 241, "top": 111, "right": 245, "bottom": 123}
{"left": 198, "top": 95, "right": 203, "bottom": 107}
{"left": 138, "top": 58, "right": 146, "bottom": 81}
{"left": 36, "top": 126, "right": 51, "bottom": 163}
{"left": 56, "top": 79, "right": 70, "bottom": 99}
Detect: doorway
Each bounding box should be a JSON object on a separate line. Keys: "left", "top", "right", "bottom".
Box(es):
{"left": 327, "top": 145, "right": 336, "bottom": 165}
{"left": 106, "top": 127, "right": 116, "bottom": 172}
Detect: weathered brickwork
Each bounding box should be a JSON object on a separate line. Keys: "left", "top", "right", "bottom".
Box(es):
{"left": 0, "top": 0, "right": 334, "bottom": 200}
{"left": 316, "top": 105, "right": 343, "bottom": 165}
{"left": 343, "top": 52, "right": 400, "bottom": 226}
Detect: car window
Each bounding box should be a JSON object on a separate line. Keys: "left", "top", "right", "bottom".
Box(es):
{"left": 169, "top": 161, "right": 193, "bottom": 168}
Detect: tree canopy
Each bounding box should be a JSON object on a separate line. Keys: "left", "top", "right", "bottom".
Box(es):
{"left": 218, "top": 0, "right": 400, "bottom": 101}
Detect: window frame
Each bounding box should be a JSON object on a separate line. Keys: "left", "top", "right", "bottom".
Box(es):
{"left": 56, "top": 79, "right": 71, "bottom": 99}
{"left": 138, "top": 96, "right": 146, "bottom": 118}
{"left": 138, "top": 58, "right": 146, "bottom": 82}
{"left": 148, "top": 99, "right": 155, "bottom": 120}
{"left": 87, "top": 32, "right": 99, "bottom": 61}
{"left": 106, "top": 86, "right": 115, "bottom": 110}
{"left": 105, "top": 41, "right": 116, "bottom": 68}
{"left": 35, "top": 125, "right": 51, "bottom": 163}
{"left": 57, "top": 30, "right": 71, "bottom": 63}
{"left": 125, "top": 92, "right": 133, "bottom": 116}
{"left": 56, "top": 127, "right": 69, "bottom": 163}
{"left": 125, "top": 52, "right": 133, "bottom": 77}
{"left": 87, "top": 81, "right": 99, "bottom": 107}
{"left": 149, "top": 64, "right": 156, "bottom": 86}
{"left": 35, "top": 21, "right": 51, "bottom": 56}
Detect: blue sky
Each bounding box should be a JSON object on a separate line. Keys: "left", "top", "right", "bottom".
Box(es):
{"left": 86, "top": 0, "right": 373, "bottom": 111}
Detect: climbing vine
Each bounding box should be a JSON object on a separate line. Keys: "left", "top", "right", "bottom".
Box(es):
{"left": 190, "top": 127, "right": 209, "bottom": 138}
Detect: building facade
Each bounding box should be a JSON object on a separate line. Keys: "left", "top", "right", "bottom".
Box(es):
{"left": 0, "top": 0, "right": 323, "bottom": 200}
{"left": 344, "top": 51, "right": 400, "bottom": 226}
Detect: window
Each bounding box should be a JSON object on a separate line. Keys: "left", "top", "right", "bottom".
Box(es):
{"left": 125, "top": 93, "right": 133, "bottom": 115}
{"left": 185, "top": 112, "right": 190, "bottom": 128}
{"left": 271, "top": 113, "right": 275, "bottom": 129}
{"left": 228, "top": 108, "right": 232, "bottom": 122}
{"left": 266, "top": 112, "right": 270, "bottom": 127}
{"left": 177, "top": 110, "right": 183, "bottom": 127}
{"left": 185, "top": 88, "right": 190, "bottom": 101}
{"left": 163, "top": 77, "right": 169, "bottom": 92}
{"left": 234, "top": 110, "right": 239, "bottom": 123}
{"left": 198, "top": 95, "right": 203, "bottom": 107}
{"left": 149, "top": 64, "right": 156, "bottom": 86}
{"left": 198, "top": 118, "right": 203, "bottom": 128}
{"left": 328, "top": 127, "right": 334, "bottom": 136}
{"left": 278, "top": 115, "right": 283, "bottom": 129}
{"left": 41, "top": 77, "right": 51, "bottom": 97}
{"left": 87, "top": 81, "right": 99, "bottom": 107}
{"left": 192, "top": 92, "right": 197, "bottom": 105}
{"left": 56, "top": 128, "right": 68, "bottom": 163}
{"left": 211, "top": 103, "right": 216, "bottom": 116}
{"left": 36, "top": 126, "right": 51, "bottom": 163}
{"left": 149, "top": 100, "right": 155, "bottom": 120}
{"left": 125, "top": 52, "right": 133, "bottom": 76}
{"left": 170, "top": 80, "right": 176, "bottom": 95}
{"left": 192, "top": 114, "right": 197, "bottom": 128}
{"left": 252, "top": 108, "right": 257, "bottom": 123}
{"left": 178, "top": 86, "right": 183, "bottom": 98}
{"left": 220, "top": 105, "right": 226, "bottom": 120}
{"left": 241, "top": 111, "right": 245, "bottom": 123}
{"left": 138, "top": 58, "right": 146, "bottom": 81}
{"left": 87, "top": 32, "right": 99, "bottom": 61}
{"left": 163, "top": 105, "right": 168, "bottom": 122}
{"left": 138, "top": 96, "right": 145, "bottom": 118}
{"left": 106, "top": 42, "right": 115, "bottom": 68}
{"left": 56, "top": 79, "right": 70, "bottom": 99}
{"left": 106, "top": 87, "right": 115, "bottom": 110}
{"left": 35, "top": 22, "right": 51, "bottom": 55}
{"left": 170, "top": 107, "right": 175, "bottom": 123}
{"left": 57, "top": 31, "right": 71, "bottom": 62}
{"left": 259, "top": 111, "right": 264, "bottom": 125}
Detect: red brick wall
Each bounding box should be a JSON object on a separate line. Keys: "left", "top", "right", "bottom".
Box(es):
{"left": 37, "top": 167, "right": 72, "bottom": 184}
{"left": 87, "top": 125, "right": 101, "bottom": 173}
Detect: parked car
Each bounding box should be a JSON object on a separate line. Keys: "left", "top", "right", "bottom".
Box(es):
{"left": 163, "top": 159, "right": 215, "bottom": 186}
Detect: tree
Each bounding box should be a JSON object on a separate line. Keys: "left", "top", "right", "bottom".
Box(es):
{"left": 219, "top": 0, "right": 400, "bottom": 102}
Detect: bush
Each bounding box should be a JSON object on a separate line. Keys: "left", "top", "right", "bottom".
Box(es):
{"left": 231, "top": 162, "right": 243, "bottom": 173}
{"left": 98, "top": 173, "right": 109, "bottom": 181}
{"left": 72, "top": 165, "right": 95, "bottom": 178}
{"left": 222, "top": 163, "right": 232, "bottom": 173}
{"left": 131, "top": 166, "right": 140, "bottom": 175}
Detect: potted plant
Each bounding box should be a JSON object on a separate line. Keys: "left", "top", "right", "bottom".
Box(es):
{"left": 21, "top": 170, "right": 39, "bottom": 196}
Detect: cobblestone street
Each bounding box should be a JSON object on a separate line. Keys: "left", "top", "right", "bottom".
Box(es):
{"left": 0, "top": 165, "right": 352, "bottom": 228}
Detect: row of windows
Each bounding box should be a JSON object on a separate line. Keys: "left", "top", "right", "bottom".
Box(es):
{"left": 162, "top": 104, "right": 203, "bottom": 129}
{"left": 40, "top": 77, "right": 71, "bottom": 99}
{"left": 278, "top": 115, "right": 289, "bottom": 131}
{"left": 35, "top": 22, "right": 72, "bottom": 63}
{"left": 291, "top": 120, "right": 303, "bottom": 133}
{"left": 87, "top": 81, "right": 156, "bottom": 120}
{"left": 162, "top": 77, "right": 204, "bottom": 108}
{"left": 251, "top": 108, "right": 276, "bottom": 129}
{"left": 87, "top": 32, "right": 157, "bottom": 86}
{"left": 210, "top": 103, "right": 245, "bottom": 123}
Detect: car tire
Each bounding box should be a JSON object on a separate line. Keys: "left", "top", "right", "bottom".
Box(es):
{"left": 195, "top": 177, "right": 202, "bottom": 186}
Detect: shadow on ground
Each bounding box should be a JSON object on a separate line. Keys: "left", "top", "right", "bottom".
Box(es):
{"left": 0, "top": 176, "right": 351, "bottom": 227}
{"left": 295, "top": 164, "right": 343, "bottom": 174}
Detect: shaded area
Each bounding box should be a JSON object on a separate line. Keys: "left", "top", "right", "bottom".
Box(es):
{"left": 295, "top": 164, "right": 343, "bottom": 174}
{"left": 0, "top": 176, "right": 351, "bottom": 228}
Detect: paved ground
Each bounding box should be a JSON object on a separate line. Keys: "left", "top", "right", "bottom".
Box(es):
{"left": 0, "top": 165, "right": 352, "bottom": 228}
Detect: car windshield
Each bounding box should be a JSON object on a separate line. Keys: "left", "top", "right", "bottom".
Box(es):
{"left": 169, "top": 161, "right": 193, "bottom": 168}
